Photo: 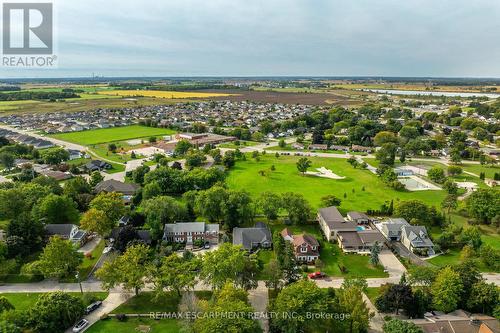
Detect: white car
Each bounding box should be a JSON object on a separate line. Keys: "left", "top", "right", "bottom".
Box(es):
{"left": 72, "top": 319, "right": 89, "bottom": 332}
{"left": 102, "top": 246, "right": 112, "bottom": 254}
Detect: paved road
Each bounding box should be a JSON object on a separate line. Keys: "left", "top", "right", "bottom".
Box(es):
{"left": 0, "top": 124, "right": 86, "bottom": 151}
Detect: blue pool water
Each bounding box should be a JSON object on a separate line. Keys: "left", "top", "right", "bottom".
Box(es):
{"left": 356, "top": 226, "right": 365, "bottom": 231}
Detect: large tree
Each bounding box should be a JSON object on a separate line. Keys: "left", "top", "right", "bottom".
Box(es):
{"left": 258, "top": 191, "right": 283, "bottom": 220}
{"left": 31, "top": 194, "right": 79, "bottom": 224}
{"left": 89, "top": 192, "right": 126, "bottom": 223}
{"left": 96, "top": 244, "right": 150, "bottom": 295}
{"left": 79, "top": 208, "right": 114, "bottom": 237}
{"left": 465, "top": 189, "right": 500, "bottom": 224}
{"left": 269, "top": 279, "right": 332, "bottom": 333}
{"left": 149, "top": 254, "right": 199, "bottom": 298}
{"left": 193, "top": 283, "right": 259, "bottom": 333}
{"left": 141, "top": 195, "right": 187, "bottom": 240}
{"left": 27, "top": 292, "right": 84, "bottom": 333}
{"left": 431, "top": 267, "right": 463, "bottom": 313}
{"left": 281, "top": 192, "right": 311, "bottom": 224}
{"left": 200, "top": 243, "right": 257, "bottom": 290}
{"left": 296, "top": 157, "right": 312, "bottom": 175}
{"left": 37, "top": 236, "right": 83, "bottom": 279}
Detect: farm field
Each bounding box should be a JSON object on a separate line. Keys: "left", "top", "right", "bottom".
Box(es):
{"left": 98, "top": 89, "right": 237, "bottom": 99}
{"left": 49, "top": 125, "right": 176, "bottom": 145}
{"left": 226, "top": 154, "right": 447, "bottom": 211}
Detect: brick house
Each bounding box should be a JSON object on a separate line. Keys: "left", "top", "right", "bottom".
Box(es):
{"left": 162, "top": 222, "right": 219, "bottom": 245}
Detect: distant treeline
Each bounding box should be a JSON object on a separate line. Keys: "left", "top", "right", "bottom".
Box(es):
{"left": 0, "top": 86, "right": 21, "bottom": 92}
{"left": 0, "top": 91, "right": 80, "bottom": 101}
{"left": 112, "top": 83, "right": 238, "bottom": 91}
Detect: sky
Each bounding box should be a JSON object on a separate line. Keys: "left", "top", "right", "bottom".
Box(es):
{"left": 1, "top": 0, "right": 500, "bottom": 78}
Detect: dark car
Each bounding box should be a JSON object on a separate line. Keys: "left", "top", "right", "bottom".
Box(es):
{"left": 85, "top": 300, "right": 102, "bottom": 314}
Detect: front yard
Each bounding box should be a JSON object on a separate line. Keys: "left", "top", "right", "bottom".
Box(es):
{"left": 265, "top": 222, "right": 388, "bottom": 278}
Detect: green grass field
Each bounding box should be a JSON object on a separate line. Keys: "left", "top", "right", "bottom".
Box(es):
{"left": 78, "top": 240, "right": 105, "bottom": 279}
{"left": 112, "top": 291, "right": 212, "bottom": 314}
{"left": 0, "top": 292, "right": 108, "bottom": 311}
{"left": 49, "top": 125, "right": 176, "bottom": 145}
{"left": 227, "top": 155, "right": 447, "bottom": 211}
{"left": 86, "top": 318, "right": 179, "bottom": 333}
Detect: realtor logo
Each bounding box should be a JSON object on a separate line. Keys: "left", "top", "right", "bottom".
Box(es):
{"left": 3, "top": 2, "right": 53, "bottom": 54}
{"left": 2, "top": 2, "right": 56, "bottom": 67}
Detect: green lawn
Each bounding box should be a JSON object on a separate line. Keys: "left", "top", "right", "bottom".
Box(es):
{"left": 49, "top": 125, "right": 176, "bottom": 145}
{"left": 78, "top": 239, "right": 105, "bottom": 279}
{"left": 227, "top": 155, "right": 447, "bottom": 211}
{"left": 256, "top": 249, "right": 276, "bottom": 280}
{"left": 218, "top": 140, "right": 260, "bottom": 149}
{"left": 112, "top": 291, "right": 212, "bottom": 314}
{"left": 0, "top": 292, "right": 108, "bottom": 311}
{"left": 365, "top": 287, "right": 381, "bottom": 304}
{"left": 86, "top": 318, "right": 179, "bottom": 333}
{"left": 267, "top": 223, "right": 387, "bottom": 278}
{"left": 460, "top": 164, "right": 500, "bottom": 179}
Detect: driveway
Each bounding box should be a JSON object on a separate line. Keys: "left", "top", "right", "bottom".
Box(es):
{"left": 248, "top": 281, "right": 269, "bottom": 333}
{"left": 64, "top": 292, "right": 133, "bottom": 333}
{"left": 78, "top": 237, "right": 101, "bottom": 254}
{"left": 378, "top": 249, "right": 407, "bottom": 278}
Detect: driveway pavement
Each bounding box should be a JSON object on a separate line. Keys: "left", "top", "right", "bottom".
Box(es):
{"left": 248, "top": 281, "right": 269, "bottom": 333}
{"left": 378, "top": 249, "right": 406, "bottom": 278}
{"left": 64, "top": 291, "right": 133, "bottom": 333}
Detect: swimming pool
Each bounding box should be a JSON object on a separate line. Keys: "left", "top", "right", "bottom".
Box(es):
{"left": 356, "top": 226, "right": 366, "bottom": 231}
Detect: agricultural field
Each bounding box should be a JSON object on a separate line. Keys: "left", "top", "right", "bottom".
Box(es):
{"left": 226, "top": 154, "right": 447, "bottom": 211}
{"left": 98, "top": 89, "right": 237, "bottom": 99}
{"left": 49, "top": 125, "right": 176, "bottom": 145}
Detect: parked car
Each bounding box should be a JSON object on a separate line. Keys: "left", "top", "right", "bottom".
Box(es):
{"left": 72, "top": 319, "right": 89, "bottom": 332}
{"left": 204, "top": 242, "right": 211, "bottom": 249}
{"left": 85, "top": 300, "right": 102, "bottom": 314}
{"left": 307, "top": 271, "right": 326, "bottom": 279}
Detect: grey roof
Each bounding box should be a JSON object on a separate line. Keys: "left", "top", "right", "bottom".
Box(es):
{"left": 319, "top": 206, "right": 345, "bottom": 222}
{"left": 402, "top": 226, "right": 434, "bottom": 247}
{"left": 347, "top": 211, "right": 370, "bottom": 220}
{"left": 163, "top": 222, "right": 219, "bottom": 234}
{"left": 358, "top": 230, "right": 386, "bottom": 244}
{"left": 45, "top": 224, "right": 75, "bottom": 237}
{"left": 94, "top": 179, "right": 139, "bottom": 195}
{"left": 232, "top": 223, "right": 272, "bottom": 250}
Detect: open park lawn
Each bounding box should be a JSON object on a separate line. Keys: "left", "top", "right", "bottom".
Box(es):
{"left": 264, "top": 223, "right": 387, "bottom": 278}
{"left": 0, "top": 292, "right": 108, "bottom": 311}
{"left": 86, "top": 318, "right": 179, "bottom": 333}
{"left": 112, "top": 291, "right": 213, "bottom": 314}
{"left": 226, "top": 154, "right": 447, "bottom": 211}
{"left": 49, "top": 125, "right": 176, "bottom": 145}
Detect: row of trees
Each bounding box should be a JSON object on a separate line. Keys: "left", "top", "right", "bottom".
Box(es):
{"left": 376, "top": 261, "right": 499, "bottom": 318}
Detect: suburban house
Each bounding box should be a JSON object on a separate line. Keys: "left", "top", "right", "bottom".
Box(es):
{"left": 317, "top": 206, "right": 357, "bottom": 241}
{"left": 308, "top": 144, "right": 328, "bottom": 150}
{"left": 379, "top": 218, "right": 410, "bottom": 241}
{"left": 85, "top": 160, "right": 112, "bottom": 172}
{"left": 162, "top": 222, "right": 219, "bottom": 245}
{"left": 291, "top": 142, "right": 305, "bottom": 150}
{"left": 400, "top": 225, "right": 435, "bottom": 256}
{"left": 337, "top": 230, "right": 386, "bottom": 253}
{"left": 45, "top": 224, "right": 88, "bottom": 246}
{"left": 409, "top": 310, "right": 499, "bottom": 333}
{"left": 346, "top": 211, "right": 371, "bottom": 224}
{"left": 67, "top": 149, "right": 84, "bottom": 160}
{"left": 281, "top": 228, "right": 320, "bottom": 263}
{"left": 109, "top": 227, "right": 152, "bottom": 246}
{"left": 94, "top": 179, "right": 140, "bottom": 196}
{"left": 232, "top": 222, "right": 272, "bottom": 251}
